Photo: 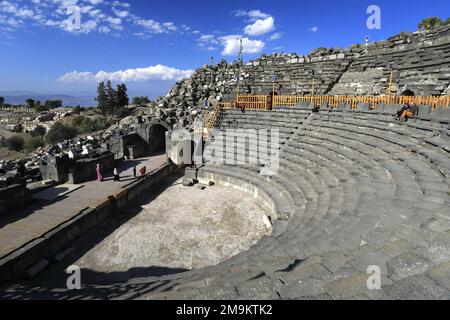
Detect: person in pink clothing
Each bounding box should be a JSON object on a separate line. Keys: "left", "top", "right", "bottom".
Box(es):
{"left": 96, "top": 163, "right": 104, "bottom": 182}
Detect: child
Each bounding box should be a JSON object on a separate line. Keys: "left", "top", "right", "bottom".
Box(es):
{"left": 113, "top": 165, "right": 120, "bottom": 182}
{"left": 139, "top": 166, "right": 147, "bottom": 177}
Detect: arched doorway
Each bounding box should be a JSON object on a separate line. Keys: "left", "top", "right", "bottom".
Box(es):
{"left": 148, "top": 124, "right": 168, "bottom": 154}
{"left": 401, "top": 89, "right": 415, "bottom": 96}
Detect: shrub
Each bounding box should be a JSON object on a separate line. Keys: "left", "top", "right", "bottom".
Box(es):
{"left": 25, "top": 136, "right": 44, "bottom": 153}
{"left": 72, "top": 105, "right": 84, "bottom": 114}
{"left": 46, "top": 123, "right": 78, "bottom": 144}
{"left": 6, "top": 136, "right": 24, "bottom": 151}
{"left": 72, "top": 116, "right": 114, "bottom": 134}
{"left": 30, "top": 125, "right": 47, "bottom": 138}
{"left": 72, "top": 116, "right": 87, "bottom": 128}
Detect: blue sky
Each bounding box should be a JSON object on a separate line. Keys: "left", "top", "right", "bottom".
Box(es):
{"left": 0, "top": 0, "right": 449, "bottom": 100}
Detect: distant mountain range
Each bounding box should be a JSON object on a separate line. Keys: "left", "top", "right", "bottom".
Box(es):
{"left": 0, "top": 91, "right": 96, "bottom": 107}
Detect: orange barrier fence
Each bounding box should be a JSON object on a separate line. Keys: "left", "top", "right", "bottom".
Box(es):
{"left": 218, "top": 95, "right": 450, "bottom": 111}
{"left": 273, "top": 95, "right": 450, "bottom": 110}
{"left": 204, "top": 102, "right": 223, "bottom": 130}
{"left": 236, "top": 95, "right": 270, "bottom": 110}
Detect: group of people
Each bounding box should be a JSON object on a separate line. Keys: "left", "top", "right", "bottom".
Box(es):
{"left": 95, "top": 163, "right": 148, "bottom": 183}
{"left": 395, "top": 101, "right": 419, "bottom": 122}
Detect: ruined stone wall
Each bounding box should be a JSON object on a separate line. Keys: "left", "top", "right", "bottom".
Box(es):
{"left": 0, "top": 180, "right": 30, "bottom": 216}
{"left": 156, "top": 26, "right": 450, "bottom": 109}
{"left": 68, "top": 153, "right": 115, "bottom": 184}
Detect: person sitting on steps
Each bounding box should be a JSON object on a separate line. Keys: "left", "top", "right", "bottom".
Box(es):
{"left": 400, "top": 101, "right": 419, "bottom": 122}
{"left": 395, "top": 103, "right": 410, "bottom": 120}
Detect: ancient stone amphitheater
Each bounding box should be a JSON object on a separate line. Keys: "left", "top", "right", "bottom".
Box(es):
{"left": 3, "top": 103, "right": 450, "bottom": 300}
{"left": 1, "top": 27, "right": 450, "bottom": 300}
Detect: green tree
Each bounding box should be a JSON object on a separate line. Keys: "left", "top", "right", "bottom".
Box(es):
{"left": 46, "top": 123, "right": 78, "bottom": 144}
{"left": 31, "top": 125, "right": 47, "bottom": 141}
{"left": 45, "top": 99, "right": 63, "bottom": 109}
{"left": 25, "top": 98, "right": 35, "bottom": 108}
{"left": 132, "top": 96, "right": 150, "bottom": 106}
{"left": 418, "top": 17, "right": 444, "bottom": 30}
{"left": 445, "top": 17, "right": 450, "bottom": 25}
{"left": 6, "top": 136, "right": 24, "bottom": 151}
{"left": 105, "top": 80, "right": 117, "bottom": 114}
{"left": 0, "top": 96, "right": 4, "bottom": 106}
{"left": 96, "top": 81, "right": 108, "bottom": 115}
{"left": 72, "top": 105, "right": 84, "bottom": 114}
{"left": 35, "top": 103, "right": 49, "bottom": 112}
{"left": 117, "top": 83, "right": 129, "bottom": 109}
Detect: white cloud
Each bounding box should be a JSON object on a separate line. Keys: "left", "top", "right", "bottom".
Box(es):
{"left": 87, "top": 0, "right": 103, "bottom": 5}
{"left": 163, "top": 22, "right": 177, "bottom": 31}
{"left": 59, "top": 64, "right": 195, "bottom": 83}
{"left": 235, "top": 10, "right": 270, "bottom": 20}
{"left": 198, "top": 34, "right": 218, "bottom": 44}
{"left": 112, "top": 8, "right": 129, "bottom": 18}
{"left": 197, "top": 34, "right": 218, "bottom": 51}
{"left": 219, "top": 35, "right": 265, "bottom": 56}
{"left": 106, "top": 16, "right": 122, "bottom": 25}
{"left": 112, "top": 1, "right": 130, "bottom": 8}
{"left": 269, "top": 32, "right": 282, "bottom": 41}
{"left": 198, "top": 33, "right": 265, "bottom": 55}
{"left": 0, "top": 0, "right": 183, "bottom": 37}
{"left": 133, "top": 18, "right": 177, "bottom": 34}
{"left": 308, "top": 27, "right": 319, "bottom": 32}
{"left": 244, "top": 16, "right": 275, "bottom": 36}
{"left": 99, "top": 26, "right": 110, "bottom": 33}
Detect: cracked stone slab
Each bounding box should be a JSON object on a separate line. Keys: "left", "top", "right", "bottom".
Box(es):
{"left": 386, "top": 252, "right": 434, "bottom": 281}
{"left": 274, "top": 263, "right": 332, "bottom": 284}
{"left": 427, "top": 260, "right": 450, "bottom": 290}
{"left": 324, "top": 272, "right": 391, "bottom": 300}
{"left": 235, "top": 276, "right": 282, "bottom": 300}
{"left": 381, "top": 275, "right": 450, "bottom": 300}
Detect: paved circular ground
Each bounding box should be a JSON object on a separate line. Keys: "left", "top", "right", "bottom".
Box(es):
{"left": 75, "top": 178, "right": 272, "bottom": 272}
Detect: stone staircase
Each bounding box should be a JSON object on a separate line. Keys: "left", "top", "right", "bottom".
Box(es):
{"left": 2, "top": 107, "right": 450, "bottom": 300}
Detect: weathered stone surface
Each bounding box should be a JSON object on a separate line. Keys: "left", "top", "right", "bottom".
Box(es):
{"left": 381, "top": 275, "right": 450, "bottom": 300}
{"left": 386, "top": 252, "right": 434, "bottom": 281}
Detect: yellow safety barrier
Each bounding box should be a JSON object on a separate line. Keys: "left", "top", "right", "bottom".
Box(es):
{"left": 272, "top": 95, "right": 450, "bottom": 110}
{"left": 205, "top": 102, "right": 223, "bottom": 130}
{"left": 214, "top": 95, "right": 450, "bottom": 110}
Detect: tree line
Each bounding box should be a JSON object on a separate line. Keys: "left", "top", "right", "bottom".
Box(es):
{"left": 0, "top": 97, "right": 64, "bottom": 112}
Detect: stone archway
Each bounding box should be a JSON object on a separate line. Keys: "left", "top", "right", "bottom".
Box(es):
{"left": 401, "top": 89, "right": 415, "bottom": 96}
{"left": 148, "top": 124, "right": 168, "bottom": 154}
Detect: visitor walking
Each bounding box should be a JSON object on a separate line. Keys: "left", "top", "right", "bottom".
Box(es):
{"left": 113, "top": 165, "right": 120, "bottom": 182}
{"left": 96, "top": 163, "right": 104, "bottom": 182}
{"left": 140, "top": 166, "right": 147, "bottom": 178}
{"left": 133, "top": 165, "right": 137, "bottom": 178}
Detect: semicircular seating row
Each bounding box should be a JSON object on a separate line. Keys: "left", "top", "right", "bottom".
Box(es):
{"left": 123, "top": 106, "right": 450, "bottom": 300}
{"left": 5, "top": 106, "right": 449, "bottom": 300}
{"left": 168, "top": 106, "right": 450, "bottom": 300}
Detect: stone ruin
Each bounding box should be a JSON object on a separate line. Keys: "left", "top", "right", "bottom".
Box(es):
{"left": 154, "top": 25, "right": 450, "bottom": 111}
{"left": 1, "top": 23, "right": 450, "bottom": 301}
{"left": 0, "top": 173, "right": 30, "bottom": 216}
